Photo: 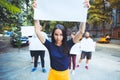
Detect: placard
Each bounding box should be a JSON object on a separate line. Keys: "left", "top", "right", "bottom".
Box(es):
{"left": 34, "top": 0, "right": 88, "bottom": 22}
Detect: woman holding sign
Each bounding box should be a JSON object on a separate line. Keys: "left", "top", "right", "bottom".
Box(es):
{"left": 32, "top": 0, "right": 90, "bottom": 80}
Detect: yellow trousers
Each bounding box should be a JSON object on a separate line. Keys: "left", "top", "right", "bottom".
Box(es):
{"left": 48, "top": 68, "right": 70, "bottom": 80}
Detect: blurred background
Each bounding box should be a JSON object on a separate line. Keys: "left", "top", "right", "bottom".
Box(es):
{"left": 0, "top": 0, "right": 120, "bottom": 48}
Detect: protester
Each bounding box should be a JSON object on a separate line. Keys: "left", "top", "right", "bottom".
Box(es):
{"left": 69, "top": 32, "right": 80, "bottom": 75}
{"left": 32, "top": 0, "right": 90, "bottom": 79}
{"left": 29, "top": 29, "right": 48, "bottom": 72}
{"left": 77, "top": 31, "right": 96, "bottom": 70}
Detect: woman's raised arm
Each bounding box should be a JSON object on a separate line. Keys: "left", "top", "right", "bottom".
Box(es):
{"left": 34, "top": 20, "right": 46, "bottom": 44}
{"left": 73, "top": 0, "right": 90, "bottom": 43}
{"left": 73, "top": 22, "right": 86, "bottom": 43}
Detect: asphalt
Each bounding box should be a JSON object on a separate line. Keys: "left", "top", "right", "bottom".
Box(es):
{"left": 0, "top": 39, "right": 120, "bottom": 80}
{"left": 0, "top": 37, "right": 10, "bottom": 49}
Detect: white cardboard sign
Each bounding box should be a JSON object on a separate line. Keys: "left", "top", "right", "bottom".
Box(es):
{"left": 34, "top": 0, "right": 88, "bottom": 22}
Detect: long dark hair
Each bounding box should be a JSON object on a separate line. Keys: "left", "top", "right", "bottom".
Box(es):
{"left": 51, "top": 24, "right": 69, "bottom": 54}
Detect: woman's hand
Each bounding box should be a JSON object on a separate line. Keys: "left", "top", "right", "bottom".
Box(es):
{"left": 32, "top": 0, "right": 37, "bottom": 9}
{"left": 84, "top": 0, "right": 91, "bottom": 8}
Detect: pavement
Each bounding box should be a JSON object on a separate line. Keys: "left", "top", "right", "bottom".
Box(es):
{"left": 0, "top": 36, "right": 10, "bottom": 49}
{"left": 0, "top": 39, "right": 120, "bottom": 80}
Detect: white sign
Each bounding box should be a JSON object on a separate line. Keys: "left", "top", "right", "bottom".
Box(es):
{"left": 70, "top": 42, "right": 81, "bottom": 55}
{"left": 34, "top": 0, "right": 88, "bottom": 22}
{"left": 21, "top": 26, "right": 34, "bottom": 37}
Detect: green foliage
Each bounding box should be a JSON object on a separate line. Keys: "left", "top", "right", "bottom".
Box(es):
{"left": 87, "top": 0, "right": 120, "bottom": 36}
{"left": 11, "top": 27, "right": 22, "bottom": 48}
{"left": 0, "top": 0, "right": 21, "bottom": 14}
{"left": 110, "top": 0, "right": 120, "bottom": 9}
{"left": 0, "top": 0, "right": 24, "bottom": 47}
{"left": 43, "top": 21, "right": 79, "bottom": 33}
{"left": 38, "top": 20, "right": 80, "bottom": 34}
{"left": 0, "top": 0, "right": 22, "bottom": 34}
{"left": 87, "top": 0, "right": 112, "bottom": 25}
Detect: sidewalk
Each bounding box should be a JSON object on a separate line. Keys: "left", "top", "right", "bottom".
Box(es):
{"left": 0, "top": 36, "right": 10, "bottom": 50}
{"left": 0, "top": 44, "right": 120, "bottom": 80}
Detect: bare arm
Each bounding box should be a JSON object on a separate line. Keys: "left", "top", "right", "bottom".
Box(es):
{"left": 32, "top": 0, "right": 46, "bottom": 44}
{"left": 34, "top": 20, "right": 46, "bottom": 44}
{"left": 73, "top": 22, "right": 86, "bottom": 43}
{"left": 73, "top": 0, "right": 90, "bottom": 43}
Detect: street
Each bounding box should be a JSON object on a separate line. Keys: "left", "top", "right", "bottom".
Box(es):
{"left": 0, "top": 0, "right": 120, "bottom": 80}
{"left": 0, "top": 42, "right": 120, "bottom": 80}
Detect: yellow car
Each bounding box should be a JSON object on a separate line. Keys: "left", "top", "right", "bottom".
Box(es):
{"left": 97, "top": 37, "right": 110, "bottom": 43}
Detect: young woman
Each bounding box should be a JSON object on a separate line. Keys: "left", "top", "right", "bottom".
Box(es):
{"left": 34, "top": 21, "right": 85, "bottom": 80}
{"left": 33, "top": 0, "right": 90, "bottom": 80}
{"left": 68, "top": 32, "right": 77, "bottom": 75}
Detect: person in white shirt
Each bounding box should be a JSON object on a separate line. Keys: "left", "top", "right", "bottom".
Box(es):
{"left": 77, "top": 31, "right": 96, "bottom": 70}
{"left": 29, "top": 27, "right": 48, "bottom": 72}
{"left": 68, "top": 32, "right": 77, "bottom": 75}
{"left": 69, "top": 41, "right": 81, "bottom": 75}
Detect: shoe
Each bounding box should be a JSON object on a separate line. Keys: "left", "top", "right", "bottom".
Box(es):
{"left": 85, "top": 66, "right": 88, "bottom": 70}
{"left": 76, "top": 64, "right": 80, "bottom": 68}
{"left": 42, "top": 68, "right": 47, "bottom": 73}
{"left": 71, "top": 70, "right": 75, "bottom": 75}
{"left": 31, "top": 68, "right": 37, "bottom": 72}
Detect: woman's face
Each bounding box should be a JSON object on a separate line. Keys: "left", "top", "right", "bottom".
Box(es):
{"left": 54, "top": 29, "right": 63, "bottom": 45}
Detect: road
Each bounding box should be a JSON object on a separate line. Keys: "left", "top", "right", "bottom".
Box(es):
{"left": 0, "top": 42, "right": 120, "bottom": 80}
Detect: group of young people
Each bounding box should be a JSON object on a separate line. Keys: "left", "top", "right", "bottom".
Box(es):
{"left": 29, "top": 0, "right": 95, "bottom": 80}
{"left": 69, "top": 31, "right": 96, "bottom": 75}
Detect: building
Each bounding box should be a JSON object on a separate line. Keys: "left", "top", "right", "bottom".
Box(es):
{"left": 112, "top": 9, "right": 120, "bottom": 39}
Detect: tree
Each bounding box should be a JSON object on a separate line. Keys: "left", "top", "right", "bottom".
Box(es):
{"left": 0, "top": 0, "right": 21, "bottom": 33}
{"left": 87, "top": 0, "right": 112, "bottom": 37}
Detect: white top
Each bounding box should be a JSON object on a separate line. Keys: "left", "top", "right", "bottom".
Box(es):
{"left": 29, "top": 31, "right": 48, "bottom": 50}
{"left": 70, "top": 42, "right": 81, "bottom": 55}
{"left": 80, "top": 37, "right": 96, "bottom": 52}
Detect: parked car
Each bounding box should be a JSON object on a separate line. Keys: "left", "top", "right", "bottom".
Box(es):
{"left": 97, "top": 37, "right": 110, "bottom": 43}
{"left": 10, "top": 36, "right": 29, "bottom": 47}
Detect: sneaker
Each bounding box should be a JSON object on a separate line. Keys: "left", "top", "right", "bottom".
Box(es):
{"left": 76, "top": 64, "right": 80, "bottom": 68}
{"left": 42, "top": 68, "right": 47, "bottom": 73}
{"left": 31, "top": 68, "right": 37, "bottom": 72}
{"left": 71, "top": 70, "right": 75, "bottom": 75}
{"left": 85, "top": 66, "right": 88, "bottom": 70}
